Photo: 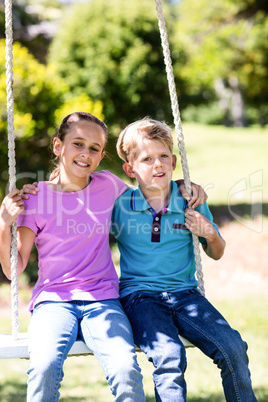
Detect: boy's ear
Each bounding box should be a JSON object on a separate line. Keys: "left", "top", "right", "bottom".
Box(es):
{"left": 53, "top": 137, "right": 62, "bottom": 156}
{"left": 172, "top": 154, "right": 177, "bottom": 171}
{"left": 122, "top": 162, "right": 136, "bottom": 178}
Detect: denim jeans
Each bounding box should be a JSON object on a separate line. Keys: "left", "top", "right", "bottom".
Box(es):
{"left": 121, "top": 289, "right": 257, "bottom": 402}
{"left": 27, "top": 299, "right": 145, "bottom": 402}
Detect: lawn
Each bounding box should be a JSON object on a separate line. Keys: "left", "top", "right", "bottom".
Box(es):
{"left": 172, "top": 123, "right": 268, "bottom": 206}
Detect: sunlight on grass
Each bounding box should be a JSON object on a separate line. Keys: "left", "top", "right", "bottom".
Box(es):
{"left": 172, "top": 124, "right": 268, "bottom": 205}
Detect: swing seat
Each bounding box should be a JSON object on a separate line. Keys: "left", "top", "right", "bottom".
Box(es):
{"left": 0, "top": 332, "right": 193, "bottom": 359}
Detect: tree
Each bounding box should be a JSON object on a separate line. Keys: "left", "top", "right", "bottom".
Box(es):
{"left": 48, "top": 0, "right": 184, "bottom": 127}
{"left": 0, "top": 0, "right": 65, "bottom": 63}
{"left": 174, "top": 0, "right": 268, "bottom": 126}
{"left": 0, "top": 39, "right": 103, "bottom": 198}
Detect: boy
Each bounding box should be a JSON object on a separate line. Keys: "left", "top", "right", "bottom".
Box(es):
{"left": 111, "top": 118, "right": 256, "bottom": 402}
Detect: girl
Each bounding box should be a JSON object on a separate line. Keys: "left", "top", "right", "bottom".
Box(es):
{"left": 0, "top": 112, "right": 145, "bottom": 401}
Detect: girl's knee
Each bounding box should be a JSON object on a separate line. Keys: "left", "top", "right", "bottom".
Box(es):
{"left": 28, "top": 353, "right": 64, "bottom": 384}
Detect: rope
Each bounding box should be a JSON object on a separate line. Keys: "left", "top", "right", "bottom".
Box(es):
{"left": 5, "top": 0, "right": 20, "bottom": 338}
{"left": 155, "top": 0, "right": 205, "bottom": 296}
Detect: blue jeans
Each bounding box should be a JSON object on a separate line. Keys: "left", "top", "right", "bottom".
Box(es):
{"left": 121, "top": 289, "right": 257, "bottom": 402}
{"left": 27, "top": 299, "right": 145, "bottom": 401}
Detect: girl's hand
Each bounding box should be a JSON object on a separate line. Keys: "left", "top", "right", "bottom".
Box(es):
{"left": 184, "top": 208, "right": 215, "bottom": 240}
{"left": 178, "top": 181, "right": 208, "bottom": 209}
{"left": 20, "top": 182, "right": 39, "bottom": 198}
{"left": 0, "top": 189, "right": 25, "bottom": 226}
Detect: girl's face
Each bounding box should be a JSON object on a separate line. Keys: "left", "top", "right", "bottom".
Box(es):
{"left": 53, "top": 120, "right": 106, "bottom": 189}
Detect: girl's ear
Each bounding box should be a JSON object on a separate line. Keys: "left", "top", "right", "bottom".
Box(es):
{"left": 97, "top": 151, "right": 105, "bottom": 166}
{"left": 172, "top": 154, "right": 177, "bottom": 171}
{"left": 122, "top": 162, "right": 136, "bottom": 178}
{"left": 53, "top": 137, "right": 62, "bottom": 156}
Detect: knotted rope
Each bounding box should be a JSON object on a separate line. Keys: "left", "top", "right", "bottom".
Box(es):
{"left": 5, "top": 0, "right": 19, "bottom": 338}
{"left": 155, "top": 0, "right": 205, "bottom": 296}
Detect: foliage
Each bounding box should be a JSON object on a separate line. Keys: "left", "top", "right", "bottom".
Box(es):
{"left": 0, "top": 40, "right": 62, "bottom": 197}
{"left": 0, "top": 39, "right": 104, "bottom": 200}
{"left": 175, "top": 0, "right": 268, "bottom": 126}
{"left": 0, "top": 1, "right": 55, "bottom": 63}
{"left": 48, "top": 0, "right": 184, "bottom": 127}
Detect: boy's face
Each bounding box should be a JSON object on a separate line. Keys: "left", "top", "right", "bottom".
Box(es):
{"left": 123, "top": 140, "right": 177, "bottom": 193}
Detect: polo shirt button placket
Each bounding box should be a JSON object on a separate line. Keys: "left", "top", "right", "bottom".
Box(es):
{"left": 151, "top": 213, "right": 162, "bottom": 242}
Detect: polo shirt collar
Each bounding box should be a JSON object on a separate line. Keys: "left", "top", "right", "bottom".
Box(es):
{"left": 132, "top": 181, "right": 186, "bottom": 213}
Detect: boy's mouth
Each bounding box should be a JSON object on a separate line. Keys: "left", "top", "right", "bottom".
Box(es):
{"left": 74, "top": 161, "right": 90, "bottom": 168}
{"left": 153, "top": 173, "right": 165, "bottom": 177}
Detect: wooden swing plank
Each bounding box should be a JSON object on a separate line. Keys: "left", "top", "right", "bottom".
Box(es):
{"left": 0, "top": 333, "right": 193, "bottom": 359}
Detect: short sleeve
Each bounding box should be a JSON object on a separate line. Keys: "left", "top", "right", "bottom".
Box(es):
{"left": 16, "top": 194, "right": 39, "bottom": 235}
{"left": 101, "top": 170, "right": 127, "bottom": 199}
{"left": 196, "top": 202, "right": 220, "bottom": 245}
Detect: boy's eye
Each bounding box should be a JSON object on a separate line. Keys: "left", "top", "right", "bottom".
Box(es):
{"left": 143, "top": 157, "right": 151, "bottom": 162}
{"left": 161, "top": 154, "right": 168, "bottom": 158}
{"left": 74, "top": 142, "right": 83, "bottom": 147}
{"left": 90, "top": 147, "right": 99, "bottom": 153}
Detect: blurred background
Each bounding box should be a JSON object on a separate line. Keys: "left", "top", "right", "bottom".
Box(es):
{"left": 0, "top": 0, "right": 267, "bottom": 400}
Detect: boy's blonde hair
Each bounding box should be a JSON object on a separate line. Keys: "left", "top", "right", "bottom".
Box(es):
{"left": 116, "top": 118, "right": 173, "bottom": 162}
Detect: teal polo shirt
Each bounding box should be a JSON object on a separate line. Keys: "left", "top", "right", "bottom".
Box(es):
{"left": 111, "top": 181, "right": 219, "bottom": 298}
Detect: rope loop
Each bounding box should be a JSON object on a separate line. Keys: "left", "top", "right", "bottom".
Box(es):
{"left": 5, "top": 0, "right": 20, "bottom": 338}
{"left": 155, "top": 0, "right": 205, "bottom": 295}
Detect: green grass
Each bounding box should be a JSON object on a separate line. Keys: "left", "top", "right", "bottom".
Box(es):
{"left": 0, "top": 289, "right": 267, "bottom": 401}
{"left": 171, "top": 123, "right": 268, "bottom": 205}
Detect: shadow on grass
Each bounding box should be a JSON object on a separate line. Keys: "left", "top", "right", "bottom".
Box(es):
{"left": 210, "top": 202, "right": 268, "bottom": 227}
{"left": 1, "top": 382, "right": 267, "bottom": 401}
{"left": 0, "top": 382, "right": 87, "bottom": 402}
{"left": 145, "top": 386, "right": 268, "bottom": 402}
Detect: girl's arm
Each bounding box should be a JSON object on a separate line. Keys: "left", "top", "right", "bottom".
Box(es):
{"left": 22, "top": 181, "right": 208, "bottom": 209}
{"left": 0, "top": 189, "right": 36, "bottom": 280}
{"left": 184, "top": 208, "right": 226, "bottom": 260}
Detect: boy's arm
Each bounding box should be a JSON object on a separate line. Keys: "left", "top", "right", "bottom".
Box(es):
{"left": 184, "top": 208, "right": 225, "bottom": 260}
{"left": 175, "top": 180, "right": 207, "bottom": 209}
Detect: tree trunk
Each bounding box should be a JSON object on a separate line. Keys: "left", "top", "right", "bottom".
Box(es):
{"left": 228, "top": 76, "right": 247, "bottom": 127}
{"left": 214, "top": 78, "right": 231, "bottom": 126}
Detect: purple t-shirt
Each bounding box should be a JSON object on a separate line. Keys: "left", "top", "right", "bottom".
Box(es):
{"left": 17, "top": 170, "right": 126, "bottom": 311}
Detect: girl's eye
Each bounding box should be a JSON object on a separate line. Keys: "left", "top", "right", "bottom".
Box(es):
{"left": 74, "top": 142, "right": 83, "bottom": 147}
{"left": 161, "top": 154, "right": 168, "bottom": 158}
{"left": 144, "top": 157, "right": 151, "bottom": 162}
{"left": 90, "top": 147, "right": 99, "bottom": 153}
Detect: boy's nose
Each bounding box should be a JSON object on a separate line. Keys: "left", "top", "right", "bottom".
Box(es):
{"left": 154, "top": 157, "right": 162, "bottom": 167}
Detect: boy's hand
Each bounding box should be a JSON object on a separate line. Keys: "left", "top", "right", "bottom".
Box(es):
{"left": 20, "top": 182, "right": 39, "bottom": 198}
{"left": 178, "top": 181, "right": 208, "bottom": 209}
{"left": 185, "top": 208, "right": 226, "bottom": 260}
{"left": 0, "top": 189, "right": 25, "bottom": 226}
{"left": 184, "top": 208, "right": 216, "bottom": 240}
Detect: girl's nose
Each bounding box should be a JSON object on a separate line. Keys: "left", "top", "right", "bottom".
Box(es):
{"left": 81, "top": 149, "right": 90, "bottom": 158}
